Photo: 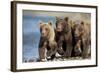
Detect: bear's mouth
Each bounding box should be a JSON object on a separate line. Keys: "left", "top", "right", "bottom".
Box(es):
{"left": 74, "top": 33, "right": 80, "bottom": 38}
{"left": 56, "top": 28, "right": 63, "bottom": 32}
{"left": 41, "top": 34, "right": 47, "bottom": 37}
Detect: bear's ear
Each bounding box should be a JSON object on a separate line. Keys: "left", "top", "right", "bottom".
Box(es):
{"left": 38, "top": 20, "right": 44, "bottom": 28}
{"left": 64, "top": 17, "right": 69, "bottom": 22}
{"left": 48, "top": 21, "right": 53, "bottom": 26}
{"left": 56, "top": 16, "right": 60, "bottom": 21}
{"left": 81, "top": 21, "right": 84, "bottom": 26}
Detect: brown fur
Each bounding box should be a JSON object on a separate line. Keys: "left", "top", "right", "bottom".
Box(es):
{"left": 38, "top": 21, "right": 57, "bottom": 61}
{"left": 55, "top": 17, "right": 73, "bottom": 58}
{"left": 71, "top": 20, "right": 91, "bottom": 58}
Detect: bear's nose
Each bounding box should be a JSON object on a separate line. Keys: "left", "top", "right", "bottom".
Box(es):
{"left": 57, "top": 25, "right": 62, "bottom": 31}
{"left": 57, "top": 27, "right": 60, "bottom": 30}
{"left": 42, "top": 29, "right": 46, "bottom": 34}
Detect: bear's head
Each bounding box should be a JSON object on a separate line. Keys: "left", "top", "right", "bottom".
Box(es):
{"left": 72, "top": 21, "right": 85, "bottom": 38}
{"left": 39, "top": 21, "right": 54, "bottom": 39}
{"left": 56, "top": 17, "right": 69, "bottom": 32}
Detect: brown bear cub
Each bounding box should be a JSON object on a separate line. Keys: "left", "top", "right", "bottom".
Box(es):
{"left": 38, "top": 21, "right": 57, "bottom": 62}
{"left": 55, "top": 17, "right": 73, "bottom": 58}
{"left": 71, "top": 21, "right": 91, "bottom": 58}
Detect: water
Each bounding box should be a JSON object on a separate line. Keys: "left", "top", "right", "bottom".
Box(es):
{"left": 22, "top": 15, "right": 56, "bottom": 62}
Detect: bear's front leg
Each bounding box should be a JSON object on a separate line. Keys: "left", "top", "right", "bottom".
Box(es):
{"left": 39, "top": 47, "right": 46, "bottom": 62}
{"left": 38, "top": 37, "right": 47, "bottom": 62}
{"left": 57, "top": 40, "right": 64, "bottom": 56}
